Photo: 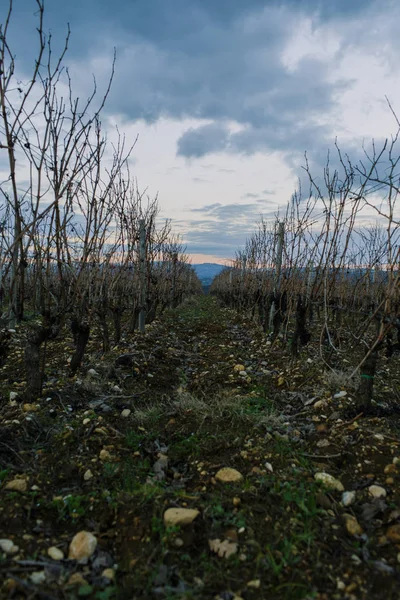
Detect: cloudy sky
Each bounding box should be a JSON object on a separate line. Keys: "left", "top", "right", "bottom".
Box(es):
{"left": 3, "top": 0, "right": 400, "bottom": 263}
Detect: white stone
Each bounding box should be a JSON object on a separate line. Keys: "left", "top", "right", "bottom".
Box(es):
{"left": 30, "top": 571, "right": 46, "bottom": 585}
{"left": 342, "top": 491, "right": 356, "bottom": 507}
{"left": 68, "top": 531, "right": 97, "bottom": 562}
{"left": 163, "top": 508, "right": 199, "bottom": 527}
{"left": 121, "top": 409, "right": 131, "bottom": 418}
{"left": 83, "top": 469, "right": 93, "bottom": 481}
{"left": 0, "top": 539, "right": 19, "bottom": 554}
{"left": 102, "top": 568, "right": 116, "bottom": 580}
{"left": 334, "top": 391, "right": 347, "bottom": 399}
{"left": 313, "top": 400, "right": 327, "bottom": 409}
{"left": 247, "top": 579, "right": 261, "bottom": 589}
{"left": 314, "top": 472, "right": 344, "bottom": 492}
{"left": 5, "top": 478, "right": 27, "bottom": 492}
{"left": 48, "top": 546, "right": 64, "bottom": 560}
{"left": 264, "top": 462, "right": 273, "bottom": 473}
{"left": 215, "top": 467, "right": 243, "bottom": 483}
{"left": 368, "top": 485, "right": 387, "bottom": 499}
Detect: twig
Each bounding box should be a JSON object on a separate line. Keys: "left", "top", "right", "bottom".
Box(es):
{"left": 99, "top": 393, "right": 144, "bottom": 400}
{"left": 333, "top": 412, "right": 363, "bottom": 428}
{"left": 14, "top": 559, "right": 54, "bottom": 567}
{"left": 5, "top": 574, "right": 58, "bottom": 600}
{"left": 301, "top": 452, "right": 343, "bottom": 460}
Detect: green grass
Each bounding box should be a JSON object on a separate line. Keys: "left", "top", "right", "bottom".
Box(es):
{"left": 51, "top": 493, "right": 92, "bottom": 521}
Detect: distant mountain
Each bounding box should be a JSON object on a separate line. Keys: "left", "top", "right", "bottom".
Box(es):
{"left": 192, "top": 263, "right": 226, "bottom": 283}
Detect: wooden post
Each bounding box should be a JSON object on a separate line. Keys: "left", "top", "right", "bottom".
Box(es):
{"left": 138, "top": 219, "right": 147, "bottom": 333}
{"left": 240, "top": 256, "right": 247, "bottom": 309}
{"left": 269, "top": 221, "right": 284, "bottom": 331}
{"left": 171, "top": 252, "right": 178, "bottom": 308}
{"left": 274, "top": 221, "right": 284, "bottom": 293}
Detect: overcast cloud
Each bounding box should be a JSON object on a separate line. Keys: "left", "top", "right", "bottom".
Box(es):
{"left": 2, "top": 0, "right": 400, "bottom": 262}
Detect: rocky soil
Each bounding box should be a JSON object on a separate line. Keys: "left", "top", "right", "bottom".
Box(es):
{"left": 0, "top": 296, "right": 400, "bottom": 599}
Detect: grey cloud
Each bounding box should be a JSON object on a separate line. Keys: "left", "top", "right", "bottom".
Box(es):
{"left": 177, "top": 124, "right": 229, "bottom": 158}
{"left": 191, "top": 203, "right": 222, "bottom": 213}
{"left": 192, "top": 177, "right": 209, "bottom": 183}
{"left": 4, "top": 0, "right": 393, "bottom": 210}
{"left": 184, "top": 200, "right": 278, "bottom": 256}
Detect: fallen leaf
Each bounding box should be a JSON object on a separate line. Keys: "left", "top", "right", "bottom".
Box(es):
{"left": 209, "top": 538, "right": 238, "bottom": 559}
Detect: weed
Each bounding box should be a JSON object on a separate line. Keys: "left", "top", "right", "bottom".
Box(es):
{"left": 243, "top": 393, "right": 275, "bottom": 415}
{"left": 125, "top": 430, "right": 148, "bottom": 449}
{"left": 103, "top": 462, "right": 120, "bottom": 479}
{"left": 169, "top": 433, "right": 202, "bottom": 459}
{"left": 265, "top": 538, "right": 301, "bottom": 576}
{"left": 132, "top": 481, "right": 166, "bottom": 503}
{"left": 207, "top": 500, "right": 247, "bottom": 529}
{"left": 0, "top": 469, "right": 9, "bottom": 482}
{"left": 51, "top": 494, "right": 91, "bottom": 521}
{"left": 120, "top": 457, "right": 149, "bottom": 491}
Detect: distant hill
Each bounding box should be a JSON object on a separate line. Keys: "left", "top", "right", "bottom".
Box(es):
{"left": 192, "top": 263, "right": 226, "bottom": 284}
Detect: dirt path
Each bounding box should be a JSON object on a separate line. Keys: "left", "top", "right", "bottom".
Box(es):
{"left": 1, "top": 296, "right": 400, "bottom": 599}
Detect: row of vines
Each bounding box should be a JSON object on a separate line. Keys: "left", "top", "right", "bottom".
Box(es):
{"left": 0, "top": 1, "right": 202, "bottom": 400}
{"left": 211, "top": 137, "right": 400, "bottom": 412}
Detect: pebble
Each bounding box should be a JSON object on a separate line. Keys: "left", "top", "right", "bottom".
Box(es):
{"left": 313, "top": 400, "right": 327, "bottom": 409}
{"left": 5, "top": 478, "right": 27, "bottom": 492}
{"left": 384, "top": 464, "right": 396, "bottom": 474}
{"left": 48, "top": 546, "right": 64, "bottom": 560}
{"left": 121, "top": 409, "right": 131, "bottom": 418}
{"left": 163, "top": 508, "right": 200, "bottom": 527}
{"left": 67, "top": 573, "right": 88, "bottom": 586}
{"left": 233, "top": 364, "right": 245, "bottom": 372}
{"left": 314, "top": 472, "right": 344, "bottom": 492}
{"left": 343, "top": 514, "right": 363, "bottom": 536}
{"left": 368, "top": 485, "right": 387, "bottom": 499}
{"left": 83, "top": 418, "right": 90, "bottom": 425}
{"left": 342, "top": 491, "right": 356, "bottom": 507}
{"left": 30, "top": 571, "right": 46, "bottom": 585}
{"left": 87, "top": 369, "right": 98, "bottom": 377}
{"left": 68, "top": 531, "right": 98, "bottom": 562}
{"left": 83, "top": 469, "right": 93, "bottom": 481}
{"left": 173, "top": 537, "right": 184, "bottom": 547}
{"left": 0, "top": 539, "right": 19, "bottom": 554}
{"left": 386, "top": 524, "right": 400, "bottom": 543}
{"left": 215, "top": 468, "right": 243, "bottom": 483}
{"left": 9, "top": 392, "right": 18, "bottom": 401}
{"left": 334, "top": 391, "right": 347, "bottom": 399}
{"left": 247, "top": 579, "right": 261, "bottom": 589}
{"left": 102, "top": 568, "right": 116, "bottom": 580}
{"left": 264, "top": 462, "right": 273, "bottom": 473}
{"left": 99, "top": 449, "right": 112, "bottom": 461}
